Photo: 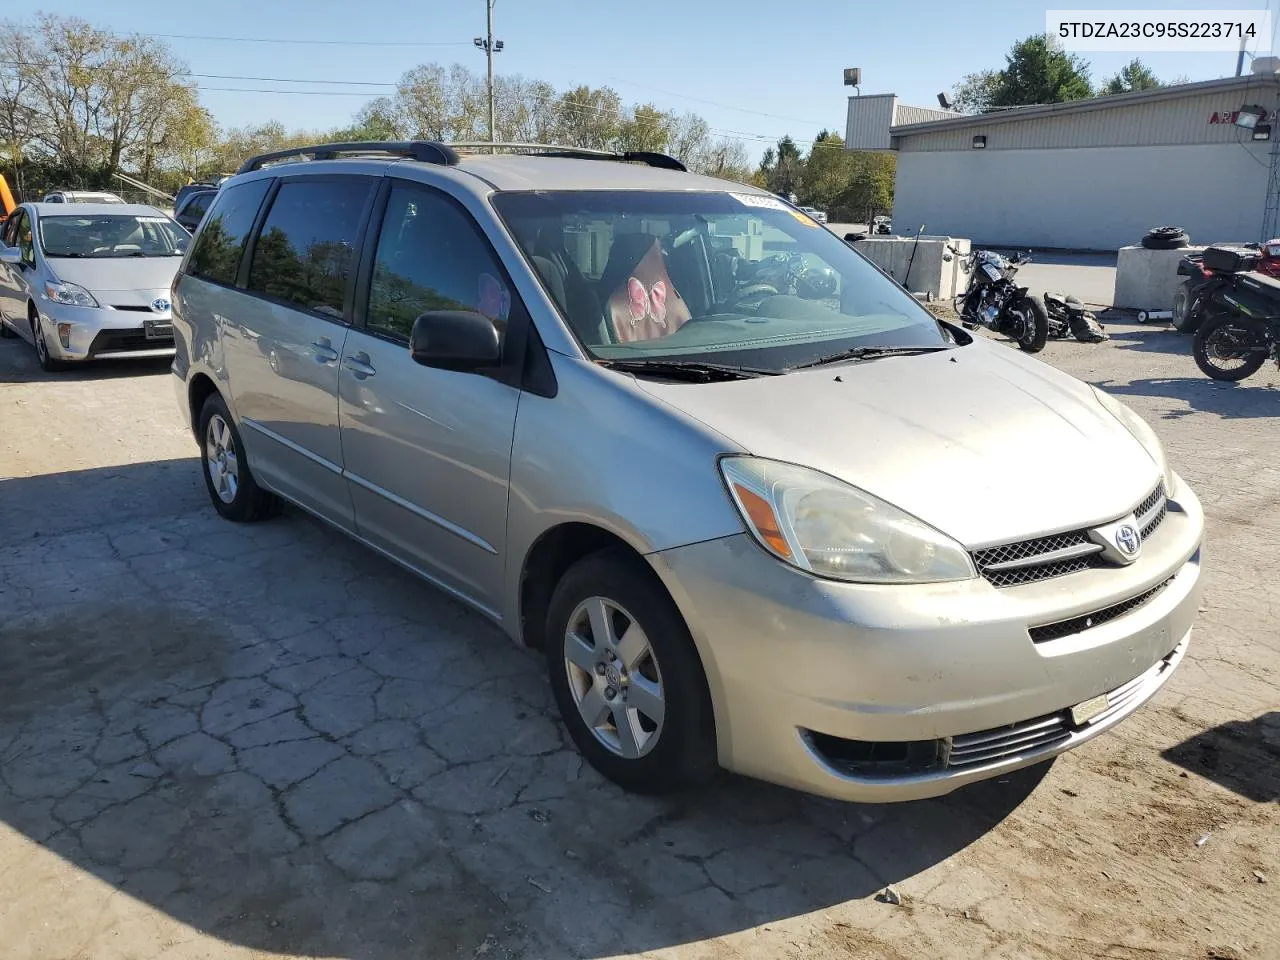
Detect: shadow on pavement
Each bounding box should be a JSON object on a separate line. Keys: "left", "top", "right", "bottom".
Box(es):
{"left": 0, "top": 338, "right": 172, "bottom": 384}
{"left": 1098, "top": 376, "right": 1280, "bottom": 419}
{"left": 1100, "top": 326, "right": 1194, "bottom": 357}
{"left": 1162, "top": 712, "right": 1280, "bottom": 804}
{"left": 0, "top": 459, "right": 1050, "bottom": 959}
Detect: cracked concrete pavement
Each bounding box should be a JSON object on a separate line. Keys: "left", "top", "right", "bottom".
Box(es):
{"left": 0, "top": 319, "right": 1277, "bottom": 960}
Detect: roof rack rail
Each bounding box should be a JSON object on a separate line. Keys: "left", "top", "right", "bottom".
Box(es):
{"left": 236, "top": 141, "right": 460, "bottom": 175}
{"left": 448, "top": 142, "right": 687, "bottom": 172}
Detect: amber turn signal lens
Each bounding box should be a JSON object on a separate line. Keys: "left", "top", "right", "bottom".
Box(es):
{"left": 733, "top": 483, "right": 792, "bottom": 559}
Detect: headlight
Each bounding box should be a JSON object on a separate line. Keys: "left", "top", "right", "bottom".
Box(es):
{"left": 719, "top": 457, "right": 976, "bottom": 584}
{"left": 1091, "top": 386, "right": 1176, "bottom": 493}
{"left": 44, "top": 280, "right": 98, "bottom": 307}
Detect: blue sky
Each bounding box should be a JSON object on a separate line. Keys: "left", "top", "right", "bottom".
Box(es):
{"left": 34, "top": 0, "right": 1280, "bottom": 159}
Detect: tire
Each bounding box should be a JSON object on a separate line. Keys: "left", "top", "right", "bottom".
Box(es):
{"left": 197, "top": 392, "right": 281, "bottom": 522}
{"left": 31, "top": 310, "right": 67, "bottom": 372}
{"left": 1008, "top": 294, "right": 1049, "bottom": 353}
{"left": 545, "top": 549, "right": 717, "bottom": 794}
{"left": 1171, "top": 280, "right": 1204, "bottom": 334}
{"left": 1141, "top": 226, "right": 1189, "bottom": 250}
{"left": 1193, "top": 315, "right": 1269, "bottom": 381}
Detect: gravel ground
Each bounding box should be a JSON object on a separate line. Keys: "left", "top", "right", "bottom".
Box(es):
{"left": 0, "top": 320, "right": 1277, "bottom": 960}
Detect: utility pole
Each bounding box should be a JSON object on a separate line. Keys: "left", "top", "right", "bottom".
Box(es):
{"left": 474, "top": 1, "right": 503, "bottom": 150}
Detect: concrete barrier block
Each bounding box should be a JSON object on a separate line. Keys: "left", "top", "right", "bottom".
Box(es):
{"left": 852, "top": 236, "right": 970, "bottom": 300}
{"left": 1113, "top": 245, "right": 1206, "bottom": 311}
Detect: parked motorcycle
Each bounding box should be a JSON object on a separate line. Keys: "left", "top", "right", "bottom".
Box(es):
{"left": 1174, "top": 240, "right": 1280, "bottom": 334}
{"left": 1191, "top": 270, "right": 1280, "bottom": 382}
{"left": 1044, "top": 291, "right": 1109, "bottom": 343}
{"left": 947, "top": 244, "right": 1049, "bottom": 353}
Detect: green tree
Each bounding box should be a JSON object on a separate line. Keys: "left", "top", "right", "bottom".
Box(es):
{"left": 758, "top": 135, "right": 804, "bottom": 197}
{"left": 951, "top": 70, "right": 1001, "bottom": 115}
{"left": 617, "top": 103, "right": 670, "bottom": 153}
{"left": 989, "top": 35, "right": 1093, "bottom": 108}
{"left": 1101, "top": 59, "right": 1162, "bottom": 95}
{"left": 800, "top": 131, "right": 856, "bottom": 211}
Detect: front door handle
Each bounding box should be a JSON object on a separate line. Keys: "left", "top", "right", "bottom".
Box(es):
{"left": 344, "top": 352, "right": 376, "bottom": 379}
{"left": 312, "top": 337, "right": 339, "bottom": 364}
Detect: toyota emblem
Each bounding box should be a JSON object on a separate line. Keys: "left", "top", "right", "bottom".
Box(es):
{"left": 1114, "top": 524, "right": 1140, "bottom": 557}
{"left": 152, "top": 297, "right": 171, "bottom": 312}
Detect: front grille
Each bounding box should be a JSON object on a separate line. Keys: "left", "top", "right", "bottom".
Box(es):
{"left": 973, "top": 482, "right": 1168, "bottom": 588}
{"left": 111, "top": 305, "right": 152, "bottom": 312}
{"left": 1028, "top": 579, "right": 1171, "bottom": 643}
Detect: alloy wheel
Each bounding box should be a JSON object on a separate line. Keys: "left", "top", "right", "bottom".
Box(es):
{"left": 563, "top": 596, "right": 666, "bottom": 759}
{"left": 205, "top": 414, "right": 240, "bottom": 504}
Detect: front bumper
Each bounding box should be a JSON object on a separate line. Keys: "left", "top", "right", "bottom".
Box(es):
{"left": 37, "top": 300, "right": 176, "bottom": 362}
{"left": 651, "top": 473, "right": 1204, "bottom": 802}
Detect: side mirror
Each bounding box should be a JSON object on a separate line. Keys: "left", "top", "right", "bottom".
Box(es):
{"left": 0, "top": 246, "right": 22, "bottom": 265}
{"left": 409, "top": 310, "right": 502, "bottom": 371}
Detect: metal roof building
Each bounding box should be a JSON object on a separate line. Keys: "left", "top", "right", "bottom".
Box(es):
{"left": 845, "top": 68, "right": 1280, "bottom": 250}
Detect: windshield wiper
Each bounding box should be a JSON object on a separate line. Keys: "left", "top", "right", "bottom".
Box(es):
{"left": 788, "top": 345, "right": 952, "bottom": 370}
{"left": 600, "top": 358, "right": 780, "bottom": 382}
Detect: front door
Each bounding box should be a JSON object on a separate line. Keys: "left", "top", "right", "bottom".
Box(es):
{"left": 338, "top": 179, "right": 522, "bottom": 616}
{"left": 226, "top": 175, "right": 376, "bottom": 529}
{"left": 0, "top": 210, "right": 33, "bottom": 331}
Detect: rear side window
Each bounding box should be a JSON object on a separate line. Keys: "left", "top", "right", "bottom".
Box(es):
{"left": 247, "top": 178, "right": 373, "bottom": 319}
{"left": 187, "top": 179, "right": 271, "bottom": 286}
{"left": 183, "top": 193, "right": 213, "bottom": 220}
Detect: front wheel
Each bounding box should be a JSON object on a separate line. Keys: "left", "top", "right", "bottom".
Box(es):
{"left": 1007, "top": 295, "right": 1049, "bottom": 353}
{"left": 546, "top": 550, "right": 717, "bottom": 794}
{"left": 1193, "top": 315, "right": 1269, "bottom": 381}
{"left": 31, "top": 312, "right": 68, "bottom": 372}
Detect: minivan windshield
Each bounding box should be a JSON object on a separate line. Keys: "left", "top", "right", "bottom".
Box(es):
{"left": 39, "top": 214, "right": 190, "bottom": 258}
{"left": 493, "top": 190, "right": 953, "bottom": 371}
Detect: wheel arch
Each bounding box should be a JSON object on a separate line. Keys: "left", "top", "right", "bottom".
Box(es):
{"left": 517, "top": 522, "right": 643, "bottom": 651}
{"left": 187, "top": 372, "right": 221, "bottom": 439}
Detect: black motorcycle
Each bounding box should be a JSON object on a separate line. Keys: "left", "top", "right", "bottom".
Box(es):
{"left": 947, "top": 244, "right": 1049, "bottom": 353}
{"left": 1192, "top": 274, "right": 1280, "bottom": 382}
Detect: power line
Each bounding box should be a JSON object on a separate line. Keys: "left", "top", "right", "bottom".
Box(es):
{"left": 605, "top": 75, "right": 826, "bottom": 127}
{"left": 141, "top": 32, "right": 471, "bottom": 47}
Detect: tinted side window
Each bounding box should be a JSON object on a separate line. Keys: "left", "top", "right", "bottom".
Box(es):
{"left": 184, "top": 193, "right": 213, "bottom": 220}
{"left": 15, "top": 212, "right": 33, "bottom": 262}
{"left": 367, "top": 183, "right": 513, "bottom": 343}
{"left": 187, "top": 179, "right": 271, "bottom": 286}
{"left": 247, "top": 178, "right": 372, "bottom": 319}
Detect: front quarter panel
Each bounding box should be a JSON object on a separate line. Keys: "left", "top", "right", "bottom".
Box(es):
{"left": 503, "top": 352, "right": 748, "bottom": 630}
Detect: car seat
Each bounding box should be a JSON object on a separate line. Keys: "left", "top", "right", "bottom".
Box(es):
{"left": 598, "top": 234, "right": 692, "bottom": 343}
{"left": 530, "top": 227, "right": 609, "bottom": 346}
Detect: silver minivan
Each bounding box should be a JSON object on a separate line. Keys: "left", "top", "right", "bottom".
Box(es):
{"left": 170, "top": 141, "right": 1204, "bottom": 802}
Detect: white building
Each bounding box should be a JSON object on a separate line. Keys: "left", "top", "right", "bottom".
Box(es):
{"left": 845, "top": 66, "right": 1280, "bottom": 250}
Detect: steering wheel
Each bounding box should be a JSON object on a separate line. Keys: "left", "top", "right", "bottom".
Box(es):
{"left": 732, "top": 282, "right": 779, "bottom": 304}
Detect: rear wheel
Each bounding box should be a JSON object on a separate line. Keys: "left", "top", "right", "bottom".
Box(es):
{"left": 197, "top": 392, "right": 281, "bottom": 522}
{"left": 546, "top": 549, "right": 717, "bottom": 794}
{"left": 1007, "top": 295, "right": 1049, "bottom": 353}
{"left": 1193, "top": 315, "right": 1269, "bottom": 381}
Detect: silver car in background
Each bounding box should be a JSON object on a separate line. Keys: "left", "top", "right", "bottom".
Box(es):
{"left": 0, "top": 203, "right": 188, "bottom": 371}
{"left": 170, "top": 141, "right": 1204, "bottom": 803}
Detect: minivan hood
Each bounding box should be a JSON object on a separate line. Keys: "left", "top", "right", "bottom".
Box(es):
{"left": 46, "top": 256, "right": 182, "bottom": 294}
{"left": 634, "top": 342, "right": 1160, "bottom": 547}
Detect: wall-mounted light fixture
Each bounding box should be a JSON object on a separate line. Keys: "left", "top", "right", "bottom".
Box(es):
{"left": 972, "top": 135, "right": 987, "bottom": 149}
{"left": 1235, "top": 104, "right": 1267, "bottom": 129}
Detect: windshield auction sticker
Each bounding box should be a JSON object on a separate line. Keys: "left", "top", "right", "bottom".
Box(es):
{"left": 731, "top": 193, "right": 789, "bottom": 211}
{"left": 1047, "top": 10, "right": 1271, "bottom": 51}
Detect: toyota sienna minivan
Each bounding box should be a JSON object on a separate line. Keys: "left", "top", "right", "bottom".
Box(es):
{"left": 170, "top": 141, "right": 1204, "bottom": 802}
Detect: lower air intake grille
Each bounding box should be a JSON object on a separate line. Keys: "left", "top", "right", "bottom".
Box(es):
{"left": 1028, "top": 580, "right": 1171, "bottom": 643}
